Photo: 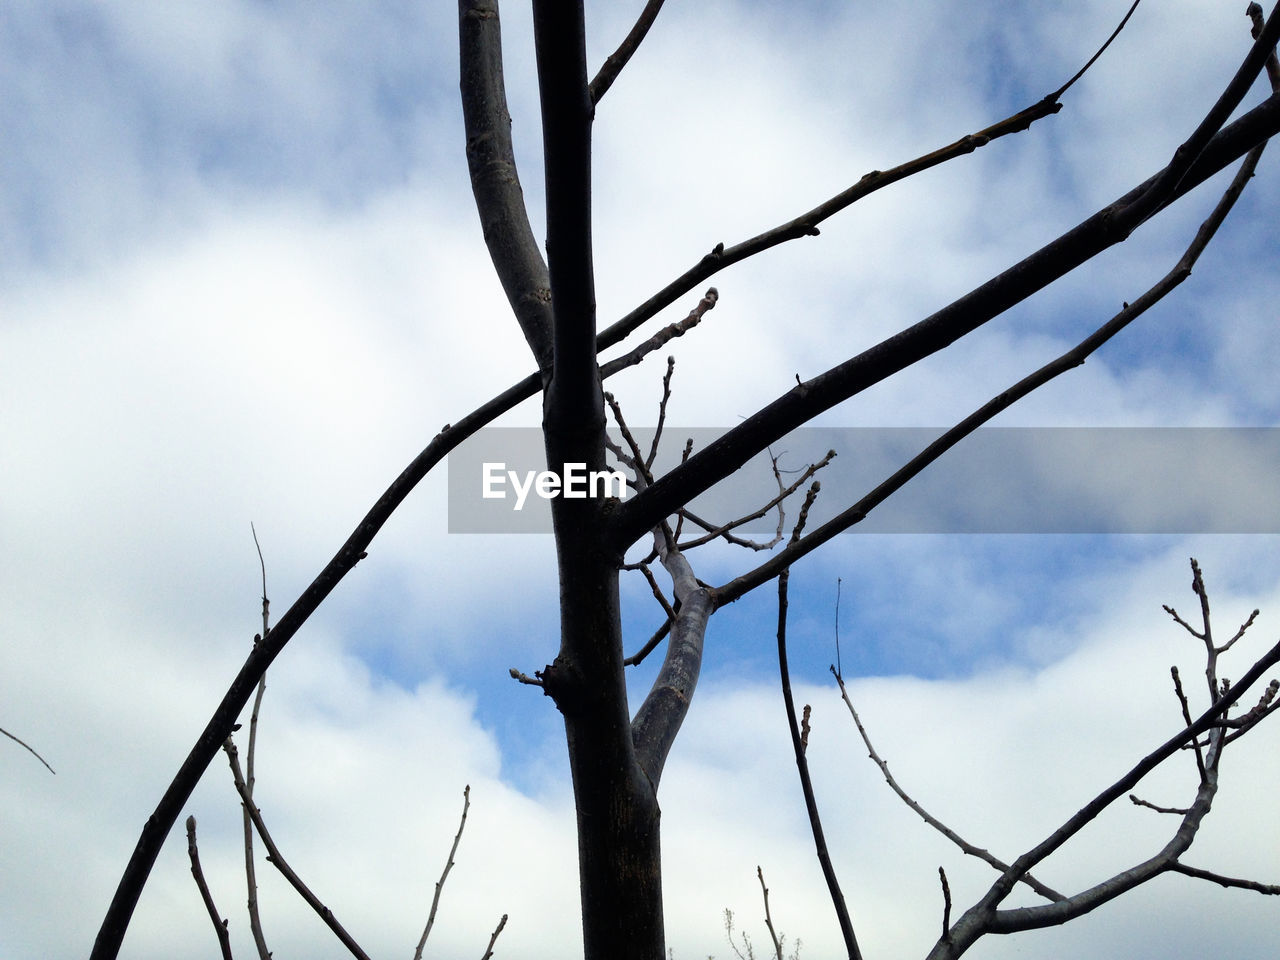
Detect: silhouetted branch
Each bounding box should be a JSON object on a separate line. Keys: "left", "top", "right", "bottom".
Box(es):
{"left": 479, "top": 913, "right": 508, "bottom": 960}
{"left": 756, "top": 866, "right": 785, "bottom": 960}
{"left": 92, "top": 372, "right": 533, "bottom": 960}
{"left": 601, "top": 289, "right": 719, "bottom": 382}
{"left": 676, "top": 450, "right": 835, "bottom": 552}
{"left": 777, "top": 571, "right": 861, "bottom": 959}
{"left": 1128, "top": 794, "right": 1190, "bottom": 815}
{"left": 715, "top": 90, "right": 1274, "bottom": 606}
{"left": 414, "top": 785, "right": 472, "bottom": 960}
{"left": 623, "top": 617, "right": 672, "bottom": 668}
{"left": 460, "top": 0, "right": 554, "bottom": 370}
{"left": 223, "top": 739, "right": 373, "bottom": 960}
{"left": 1168, "top": 862, "right": 1280, "bottom": 894}
{"left": 243, "top": 528, "right": 271, "bottom": 959}
{"left": 637, "top": 563, "right": 677, "bottom": 622}
{"left": 611, "top": 68, "right": 1280, "bottom": 551}
{"left": 831, "top": 669, "right": 1065, "bottom": 903}
{"left": 1170, "top": 666, "right": 1207, "bottom": 782}
{"left": 0, "top": 725, "right": 55, "bottom": 775}
{"left": 589, "top": 0, "right": 665, "bottom": 103}
{"left": 186, "top": 816, "right": 234, "bottom": 960}
{"left": 927, "top": 560, "right": 1280, "bottom": 959}
{"left": 598, "top": 2, "right": 1148, "bottom": 352}
{"left": 1052, "top": 0, "right": 1143, "bottom": 97}
{"left": 938, "top": 867, "right": 952, "bottom": 945}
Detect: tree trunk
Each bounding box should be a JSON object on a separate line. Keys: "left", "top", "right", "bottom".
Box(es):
{"left": 541, "top": 502, "right": 665, "bottom": 959}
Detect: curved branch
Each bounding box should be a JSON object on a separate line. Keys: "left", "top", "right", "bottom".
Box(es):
{"left": 611, "top": 86, "right": 1280, "bottom": 552}
{"left": 590, "top": 0, "right": 665, "bottom": 103}
{"left": 594, "top": 1, "right": 1148, "bottom": 355}
{"left": 630, "top": 533, "right": 712, "bottom": 786}
{"left": 0, "top": 725, "right": 55, "bottom": 774}
{"left": 88, "top": 281, "right": 702, "bottom": 959}
{"left": 224, "top": 740, "right": 373, "bottom": 960}
{"left": 777, "top": 573, "right": 861, "bottom": 960}
{"left": 715, "top": 113, "right": 1270, "bottom": 607}
{"left": 946, "top": 637, "right": 1280, "bottom": 954}
{"left": 832, "top": 669, "right": 1065, "bottom": 904}
{"left": 461, "top": 0, "right": 554, "bottom": 371}
{"left": 89, "top": 376, "right": 532, "bottom": 960}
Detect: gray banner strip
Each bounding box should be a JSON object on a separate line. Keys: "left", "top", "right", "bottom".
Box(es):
{"left": 447, "top": 427, "right": 1280, "bottom": 534}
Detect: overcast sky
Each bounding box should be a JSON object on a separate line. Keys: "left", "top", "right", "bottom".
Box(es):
{"left": 3, "top": 2, "right": 1280, "bottom": 958}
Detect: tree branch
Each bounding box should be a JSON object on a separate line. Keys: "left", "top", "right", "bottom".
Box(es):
{"left": 756, "top": 866, "right": 785, "bottom": 960}
{"left": 714, "top": 102, "right": 1272, "bottom": 606}
{"left": 594, "top": 0, "right": 1148, "bottom": 355}
{"left": 932, "top": 603, "right": 1280, "bottom": 957}
{"left": 414, "top": 785, "right": 472, "bottom": 960}
{"left": 90, "top": 375, "right": 533, "bottom": 960}
{"left": 832, "top": 669, "right": 1065, "bottom": 903}
{"left": 460, "top": 0, "right": 555, "bottom": 371}
{"left": 777, "top": 572, "right": 861, "bottom": 960}
{"left": 479, "top": 913, "right": 509, "bottom": 960}
{"left": 185, "top": 816, "right": 234, "bottom": 960}
{"left": 243, "top": 527, "right": 271, "bottom": 959}
{"left": 630, "top": 524, "right": 712, "bottom": 786}
{"left": 534, "top": 0, "right": 601, "bottom": 437}
{"left": 224, "top": 739, "right": 374, "bottom": 960}
{"left": 589, "top": 0, "right": 665, "bottom": 104}
{"left": 611, "top": 78, "right": 1280, "bottom": 551}
{"left": 0, "top": 725, "right": 55, "bottom": 775}
{"left": 1168, "top": 862, "right": 1280, "bottom": 894}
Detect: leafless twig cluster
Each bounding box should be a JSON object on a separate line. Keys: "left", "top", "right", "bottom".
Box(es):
{"left": 179, "top": 536, "right": 508, "bottom": 960}
{"left": 792, "top": 558, "right": 1280, "bottom": 959}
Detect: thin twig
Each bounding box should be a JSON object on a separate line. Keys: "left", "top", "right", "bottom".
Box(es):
{"left": 589, "top": 0, "right": 665, "bottom": 103}
{"left": 599, "top": 3, "right": 1147, "bottom": 351}
{"left": 1052, "top": 0, "right": 1143, "bottom": 97}
{"left": 832, "top": 668, "right": 1065, "bottom": 903}
{"left": 676, "top": 451, "right": 835, "bottom": 552}
{"left": 638, "top": 563, "right": 677, "bottom": 622}
{"left": 1170, "top": 666, "right": 1206, "bottom": 783}
{"left": 244, "top": 526, "right": 271, "bottom": 959}
{"left": 1168, "top": 862, "right": 1280, "bottom": 894}
{"left": 756, "top": 866, "right": 784, "bottom": 960}
{"left": 186, "top": 816, "right": 234, "bottom": 960}
{"left": 223, "top": 739, "right": 374, "bottom": 960}
{"left": 778, "top": 573, "right": 862, "bottom": 959}
{"left": 479, "top": 913, "right": 509, "bottom": 960}
{"left": 938, "top": 867, "right": 952, "bottom": 944}
{"left": 414, "top": 785, "right": 472, "bottom": 960}
{"left": 715, "top": 97, "right": 1274, "bottom": 607}
{"left": 0, "top": 726, "right": 55, "bottom": 774}
{"left": 1127, "top": 794, "right": 1190, "bottom": 815}
{"left": 647, "top": 356, "right": 677, "bottom": 472}
{"left": 623, "top": 617, "right": 672, "bottom": 667}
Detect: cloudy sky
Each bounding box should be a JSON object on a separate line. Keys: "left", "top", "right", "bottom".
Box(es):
{"left": 3, "top": 2, "right": 1279, "bottom": 958}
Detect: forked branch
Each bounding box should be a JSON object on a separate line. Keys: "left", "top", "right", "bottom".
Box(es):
{"left": 715, "top": 86, "right": 1274, "bottom": 606}
{"left": 589, "top": 0, "right": 665, "bottom": 103}
{"left": 598, "top": 0, "right": 1149, "bottom": 352}
{"left": 223, "top": 739, "right": 374, "bottom": 960}
{"left": 925, "top": 562, "right": 1280, "bottom": 959}
{"left": 185, "top": 816, "right": 234, "bottom": 960}
{"left": 460, "top": 0, "right": 554, "bottom": 371}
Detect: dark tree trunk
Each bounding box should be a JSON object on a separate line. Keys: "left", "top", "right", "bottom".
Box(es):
{"left": 531, "top": 2, "right": 667, "bottom": 955}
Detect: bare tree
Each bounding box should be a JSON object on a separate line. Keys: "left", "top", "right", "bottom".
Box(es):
{"left": 89, "top": 3, "right": 1280, "bottom": 959}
